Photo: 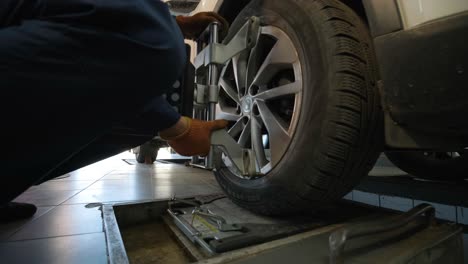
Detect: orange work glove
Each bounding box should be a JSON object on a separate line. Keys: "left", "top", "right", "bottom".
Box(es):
{"left": 176, "top": 12, "right": 229, "bottom": 40}
{"left": 161, "top": 117, "right": 228, "bottom": 157}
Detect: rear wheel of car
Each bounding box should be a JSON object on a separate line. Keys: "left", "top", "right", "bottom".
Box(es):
{"left": 385, "top": 151, "right": 468, "bottom": 181}
{"left": 214, "top": 0, "right": 383, "bottom": 215}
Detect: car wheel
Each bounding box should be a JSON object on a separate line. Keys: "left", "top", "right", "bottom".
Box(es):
{"left": 385, "top": 151, "right": 468, "bottom": 181}
{"left": 213, "top": 0, "right": 383, "bottom": 215}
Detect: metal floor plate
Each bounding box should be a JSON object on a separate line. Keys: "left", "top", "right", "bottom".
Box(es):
{"left": 104, "top": 194, "right": 463, "bottom": 264}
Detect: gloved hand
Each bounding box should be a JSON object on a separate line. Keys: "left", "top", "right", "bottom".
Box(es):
{"left": 176, "top": 12, "right": 229, "bottom": 40}
{"left": 160, "top": 117, "right": 228, "bottom": 157}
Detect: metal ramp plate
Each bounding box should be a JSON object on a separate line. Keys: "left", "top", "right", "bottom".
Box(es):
{"left": 103, "top": 194, "right": 463, "bottom": 264}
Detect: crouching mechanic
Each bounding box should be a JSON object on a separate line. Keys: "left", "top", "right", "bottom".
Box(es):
{"left": 0, "top": 0, "right": 229, "bottom": 222}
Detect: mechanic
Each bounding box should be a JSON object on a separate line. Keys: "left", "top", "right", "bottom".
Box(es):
{"left": 0, "top": 0, "right": 228, "bottom": 222}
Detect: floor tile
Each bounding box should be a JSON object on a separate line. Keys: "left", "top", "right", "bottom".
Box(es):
{"left": 0, "top": 207, "right": 54, "bottom": 242}
{"left": 13, "top": 189, "right": 82, "bottom": 206}
{"left": 50, "top": 155, "right": 126, "bottom": 182}
{"left": 152, "top": 176, "right": 209, "bottom": 186}
{"left": 33, "top": 180, "right": 95, "bottom": 191}
{"left": 52, "top": 170, "right": 107, "bottom": 182}
{"left": 0, "top": 233, "right": 107, "bottom": 264}
{"left": 380, "top": 195, "right": 413, "bottom": 212}
{"left": 343, "top": 191, "right": 353, "bottom": 200}
{"left": 374, "top": 154, "right": 397, "bottom": 167}
{"left": 457, "top": 207, "right": 468, "bottom": 225}
{"left": 352, "top": 191, "right": 380, "bottom": 207}
{"left": 87, "top": 177, "right": 154, "bottom": 190}
{"left": 101, "top": 172, "right": 153, "bottom": 180}
{"left": 153, "top": 172, "right": 212, "bottom": 181}
{"left": 152, "top": 166, "right": 212, "bottom": 174}
{"left": 368, "top": 166, "right": 407, "bottom": 177}
{"left": 201, "top": 175, "right": 219, "bottom": 184}
{"left": 64, "top": 187, "right": 154, "bottom": 205}
{"left": 154, "top": 184, "right": 221, "bottom": 199}
{"left": 369, "top": 154, "right": 407, "bottom": 176}
{"left": 9, "top": 204, "right": 102, "bottom": 241}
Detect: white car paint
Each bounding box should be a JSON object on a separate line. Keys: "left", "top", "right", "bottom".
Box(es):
{"left": 162, "top": 0, "right": 223, "bottom": 15}
{"left": 397, "top": 0, "right": 468, "bottom": 28}
{"left": 190, "top": 0, "right": 223, "bottom": 15}
{"left": 167, "top": 0, "right": 468, "bottom": 29}
{"left": 187, "top": 0, "right": 223, "bottom": 60}
{"left": 168, "top": 0, "right": 468, "bottom": 56}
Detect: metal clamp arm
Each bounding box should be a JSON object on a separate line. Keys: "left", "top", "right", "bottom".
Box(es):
{"left": 211, "top": 129, "right": 258, "bottom": 176}
{"left": 193, "top": 17, "right": 260, "bottom": 69}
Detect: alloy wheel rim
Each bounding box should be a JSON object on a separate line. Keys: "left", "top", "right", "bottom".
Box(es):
{"left": 217, "top": 26, "right": 303, "bottom": 177}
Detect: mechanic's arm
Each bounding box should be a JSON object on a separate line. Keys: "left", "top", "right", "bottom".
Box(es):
{"left": 160, "top": 115, "right": 228, "bottom": 157}
{"left": 156, "top": 96, "right": 227, "bottom": 157}
{"left": 175, "top": 12, "right": 229, "bottom": 39}
{"left": 159, "top": 12, "right": 229, "bottom": 156}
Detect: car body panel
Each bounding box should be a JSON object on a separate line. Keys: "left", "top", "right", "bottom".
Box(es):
{"left": 397, "top": 0, "right": 468, "bottom": 28}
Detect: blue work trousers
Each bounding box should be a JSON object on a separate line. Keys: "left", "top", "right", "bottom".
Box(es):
{"left": 0, "top": 0, "right": 185, "bottom": 203}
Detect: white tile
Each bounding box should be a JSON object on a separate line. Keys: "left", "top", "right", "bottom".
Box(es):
{"left": 63, "top": 187, "right": 154, "bottom": 205}
{"left": 35, "top": 180, "right": 95, "bottom": 191}
{"left": 86, "top": 178, "right": 154, "bottom": 190}
{"left": 101, "top": 172, "right": 152, "bottom": 180}
{"left": 352, "top": 191, "right": 380, "bottom": 207}
{"left": 381, "top": 196, "right": 413, "bottom": 212}
{"left": 13, "top": 189, "right": 82, "bottom": 206}
{"left": 457, "top": 207, "right": 468, "bottom": 225}
{"left": 368, "top": 166, "right": 408, "bottom": 177}
{"left": 154, "top": 184, "right": 221, "bottom": 199}
{"left": 343, "top": 191, "right": 353, "bottom": 200}
{"left": 415, "top": 200, "right": 456, "bottom": 222}
{"left": 0, "top": 207, "right": 54, "bottom": 242}
{"left": 9, "top": 205, "right": 103, "bottom": 240}
{"left": 0, "top": 233, "right": 107, "bottom": 264}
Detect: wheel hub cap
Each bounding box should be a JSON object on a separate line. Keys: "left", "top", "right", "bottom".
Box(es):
{"left": 241, "top": 97, "right": 253, "bottom": 114}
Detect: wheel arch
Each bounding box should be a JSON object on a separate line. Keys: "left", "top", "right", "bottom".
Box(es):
{"left": 218, "top": 0, "right": 252, "bottom": 24}
{"left": 218, "top": 0, "right": 369, "bottom": 24}
{"left": 340, "top": 0, "right": 369, "bottom": 23}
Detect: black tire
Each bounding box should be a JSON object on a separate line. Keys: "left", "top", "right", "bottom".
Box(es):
{"left": 136, "top": 141, "right": 159, "bottom": 164}
{"left": 385, "top": 151, "right": 468, "bottom": 181}
{"left": 214, "top": 0, "right": 383, "bottom": 215}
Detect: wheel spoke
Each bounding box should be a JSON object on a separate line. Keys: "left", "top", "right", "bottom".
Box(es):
{"left": 251, "top": 27, "right": 298, "bottom": 87}
{"left": 216, "top": 105, "right": 240, "bottom": 121}
{"left": 217, "top": 25, "right": 302, "bottom": 177}
{"left": 219, "top": 77, "right": 240, "bottom": 104}
{"left": 251, "top": 116, "right": 269, "bottom": 167}
{"left": 256, "top": 101, "right": 290, "bottom": 165}
{"left": 254, "top": 81, "right": 302, "bottom": 101}
{"left": 238, "top": 119, "right": 251, "bottom": 147}
{"left": 245, "top": 42, "right": 262, "bottom": 90}
{"left": 232, "top": 52, "right": 248, "bottom": 93}
{"left": 228, "top": 118, "right": 244, "bottom": 138}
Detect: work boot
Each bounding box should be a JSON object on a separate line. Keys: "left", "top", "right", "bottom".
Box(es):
{"left": 0, "top": 202, "right": 37, "bottom": 223}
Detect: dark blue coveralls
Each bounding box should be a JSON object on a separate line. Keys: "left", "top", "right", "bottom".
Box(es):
{"left": 0, "top": 0, "right": 186, "bottom": 204}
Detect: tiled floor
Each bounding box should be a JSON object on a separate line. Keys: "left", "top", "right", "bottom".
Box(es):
{"left": 0, "top": 151, "right": 220, "bottom": 264}
{"left": 0, "top": 152, "right": 466, "bottom": 263}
